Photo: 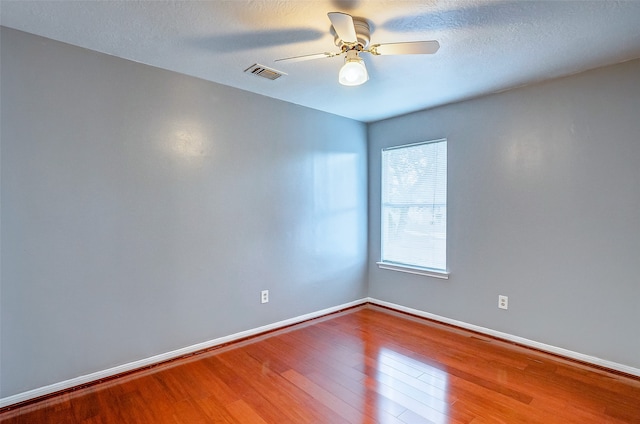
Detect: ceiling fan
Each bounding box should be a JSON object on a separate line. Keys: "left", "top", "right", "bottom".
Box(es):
{"left": 275, "top": 12, "right": 440, "bottom": 86}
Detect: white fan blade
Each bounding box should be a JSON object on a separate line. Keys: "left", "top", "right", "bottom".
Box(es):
{"left": 328, "top": 12, "right": 358, "bottom": 43}
{"left": 275, "top": 52, "right": 338, "bottom": 63}
{"left": 371, "top": 41, "right": 440, "bottom": 56}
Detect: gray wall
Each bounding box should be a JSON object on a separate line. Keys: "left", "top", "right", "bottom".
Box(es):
{"left": 0, "top": 27, "right": 368, "bottom": 397}
{"left": 368, "top": 59, "right": 640, "bottom": 369}
{"left": 2, "top": 23, "right": 639, "bottom": 400}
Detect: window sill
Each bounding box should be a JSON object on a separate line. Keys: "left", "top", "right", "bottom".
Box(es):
{"left": 376, "top": 262, "right": 449, "bottom": 279}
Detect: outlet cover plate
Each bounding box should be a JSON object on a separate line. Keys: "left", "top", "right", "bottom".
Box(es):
{"left": 498, "top": 295, "right": 508, "bottom": 310}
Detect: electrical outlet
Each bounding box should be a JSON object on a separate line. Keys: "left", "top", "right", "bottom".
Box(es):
{"left": 261, "top": 290, "right": 269, "bottom": 304}
{"left": 498, "top": 295, "right": 508, "bottom": 310}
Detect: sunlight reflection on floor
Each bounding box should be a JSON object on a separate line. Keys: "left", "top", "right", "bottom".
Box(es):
{"left": 376, "top": 347, "right": 450, "bottom": 424}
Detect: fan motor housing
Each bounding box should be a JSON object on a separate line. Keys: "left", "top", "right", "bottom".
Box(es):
{"left": 334, "top": 18, "right": 370, "bottom": 50}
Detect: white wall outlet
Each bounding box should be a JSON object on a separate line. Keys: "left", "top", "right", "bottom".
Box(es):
{"left": 498, "top": 295, "right": 508, "bottom": 310}
{"left": 261, "top": 290, "right": 269, "bottom": 304}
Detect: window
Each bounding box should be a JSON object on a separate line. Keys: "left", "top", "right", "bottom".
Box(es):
{"left": 378, "top": 139, "right": 448, "bottom": 278}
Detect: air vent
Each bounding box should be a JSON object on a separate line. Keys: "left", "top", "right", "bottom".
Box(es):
{"left": 244, "top": 64, "right": 286, "bottom": 80}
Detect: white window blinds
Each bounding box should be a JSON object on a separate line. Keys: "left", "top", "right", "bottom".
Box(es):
{"left": 381, "top": 139, "right": 447, "bottom": 272}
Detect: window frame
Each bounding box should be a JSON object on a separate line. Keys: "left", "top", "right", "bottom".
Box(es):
{"left": 377, "top": 139, "right": 449, "bottom": 279}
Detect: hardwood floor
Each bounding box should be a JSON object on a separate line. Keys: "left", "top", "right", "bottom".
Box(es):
{"left": 1, "top": 305, "right": 639, "bottom": 423}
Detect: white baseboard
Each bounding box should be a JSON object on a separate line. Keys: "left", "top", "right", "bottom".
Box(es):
{"left": 3, "top": 296, "right": 638, "bottom": 409}
{"left": 0, "top": 298, "right": 368, "bottom": 409}
{"left": 367, "top": 297, "right": 640, "bottom": 378}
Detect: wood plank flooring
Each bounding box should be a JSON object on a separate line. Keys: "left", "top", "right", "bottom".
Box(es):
{"left": 1, "top": 305, "right": 639, "bottom": 423}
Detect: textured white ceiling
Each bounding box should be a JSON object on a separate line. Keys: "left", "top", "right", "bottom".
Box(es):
{"left": 2, "top": 0, "right": 640, "bottom": 122}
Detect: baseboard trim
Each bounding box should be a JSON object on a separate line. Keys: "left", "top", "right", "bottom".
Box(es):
{"left": 4, "top": 296, "right": 638, "bottom": 409}
{"left": 366, "top": 297, "right": 640, "bottom": 378}
{"left": 0, "top": 298, "right": 368, "bottom": 409}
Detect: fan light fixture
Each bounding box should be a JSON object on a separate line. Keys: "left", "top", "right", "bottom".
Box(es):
{"left": 275, "top": 12, "right": 440, "bottom": 86}
{"left": 339, "top": 50, "right": 368, "bottom": 86}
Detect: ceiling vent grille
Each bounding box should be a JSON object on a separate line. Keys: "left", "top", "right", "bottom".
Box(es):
{"left": 244, "top": 64, "right": 286, "bottom": 80}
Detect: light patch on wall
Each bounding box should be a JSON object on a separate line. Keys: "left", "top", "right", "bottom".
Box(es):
{"left": 312, "top": 152, "right": 361, "bottom": 260}
{"left": 172, "top": 128, "right": 206, "bottom": 157}
{"left": 505, "top": 135, "right": 544, "bottom": 178}
{"left": 160, "top": 119, "right": 212, "bottom": 165}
